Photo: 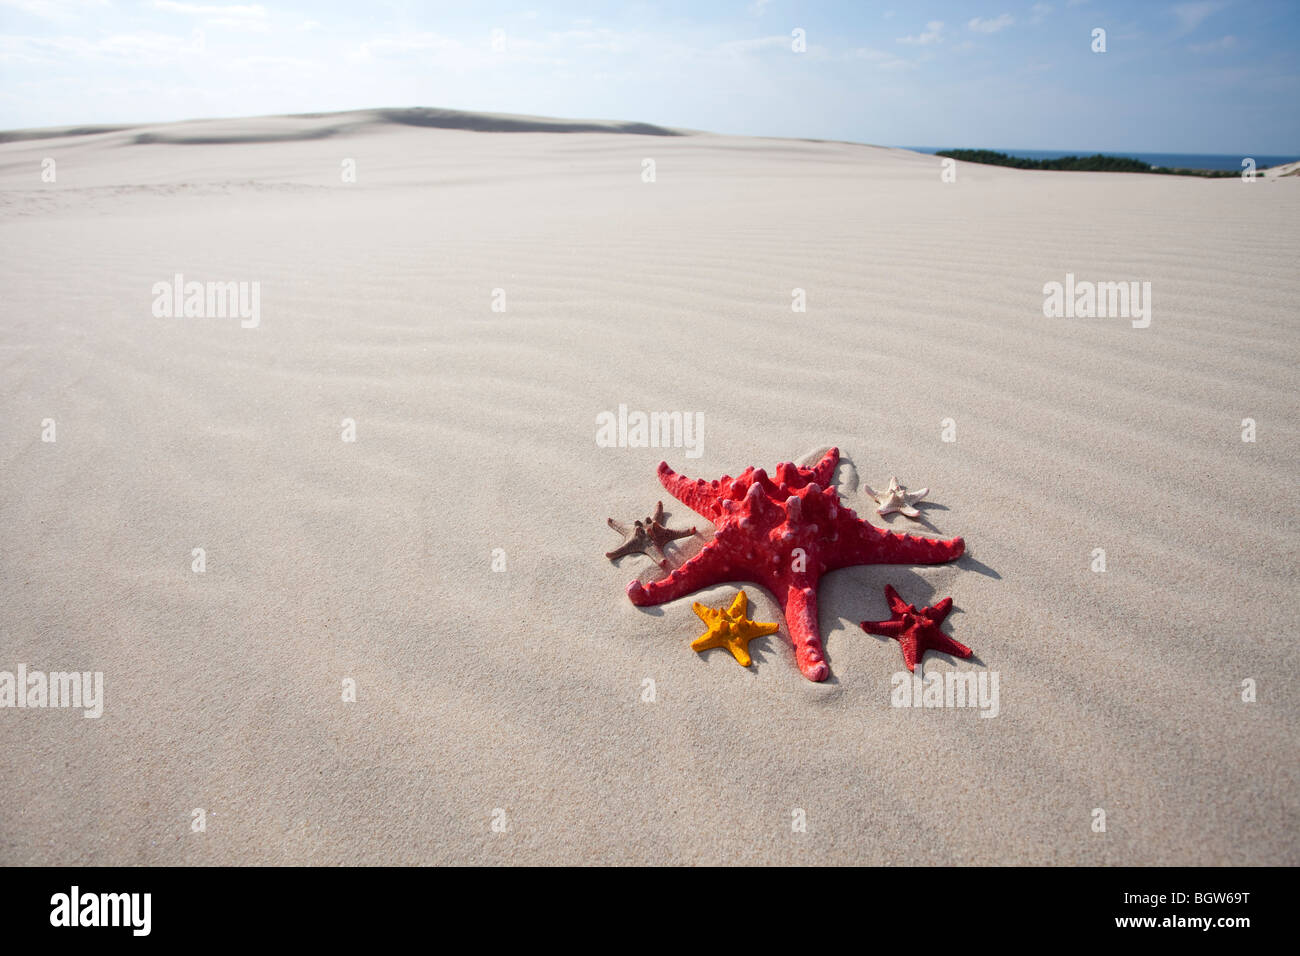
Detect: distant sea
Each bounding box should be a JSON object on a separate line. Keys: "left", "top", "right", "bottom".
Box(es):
{"left": 902, "top": 146, "right": 1298, "bottom": 172}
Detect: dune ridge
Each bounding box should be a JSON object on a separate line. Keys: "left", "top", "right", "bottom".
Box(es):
{"left": 0, "top": 106, "right": 686, "bottom": 147}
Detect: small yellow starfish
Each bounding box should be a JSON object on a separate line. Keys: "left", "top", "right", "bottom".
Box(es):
{"left": 690, "top": 590, "right": 780, "bottom": 667}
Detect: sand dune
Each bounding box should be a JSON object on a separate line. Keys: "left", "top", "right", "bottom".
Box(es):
{"left": 0, "top": 106, "right": 684, "bottom": 148}
{"left": 0, "top": 109, "right": 1296, "bottom": 865}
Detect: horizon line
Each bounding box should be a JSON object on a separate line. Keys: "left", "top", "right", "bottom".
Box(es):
{"left": 2, "top": 105, "right": 1297, "bottom": 160}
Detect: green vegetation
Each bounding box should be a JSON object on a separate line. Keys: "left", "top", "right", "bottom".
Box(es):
{"left": 935, "top": 148, "right": 1240, "bottom": 178}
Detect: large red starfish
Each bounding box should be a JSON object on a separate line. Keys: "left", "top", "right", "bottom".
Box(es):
{"left": 859, "top": 584, "right": 971, "bottom": 672}
{"left": 625, "top": 448, "right": 965, "bottom": 681}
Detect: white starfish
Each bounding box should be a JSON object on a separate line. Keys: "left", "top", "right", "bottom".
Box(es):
{"left": 864, "top": 476, "right": 929, "bottom": 519}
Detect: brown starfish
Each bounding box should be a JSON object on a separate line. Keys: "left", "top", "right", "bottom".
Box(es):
{"left": 605, "top": 500, "right": 696, "bottom": 566}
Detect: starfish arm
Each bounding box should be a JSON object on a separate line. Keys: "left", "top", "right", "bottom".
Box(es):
{"left": 905, "top": 488, "right": 929, "bottom": 504}
{"left": 838, "top": 518, "right": 965, "bottom": 567}
{"left": 899, "top": 505, "right": 921, "bottom": 518}
{"left": 860, "top": 618, "right": 906, "bottom": 636}
{"left": 803, "top": 447, "right": 840, "bottom": 488}
{"left": 607, "top": 517, "right": 630, "bottom": 536}
{"left": 653, "top": 500, "right": 666, "bottom": 524}
{"left": 931, "top": 631, "right": 972, "bottom": 660}
{"left": 656, "top": 461, "right": 724, "bottom": 522}
{"left": 626, "top": 538, "right": 736, "bottom": 607}
{"left": 862, "top": 484, "right": 881, "bottom": 503}
{"left": 693, "top": 601, "right": 720, "bottom": 625}
{"left": 896, "top": 636, "right": 921, "bottom": 672}
{"left": 728, "top": 641, "right": 752, "bottom": 667}
{"left": 728, "top": 590, "right": 748, "bottom": 617}
{"left": 782, "top": 584, "right": 829, "bottom": 682}
{"left": 605, "top": 540, "right": 640, "bottom": 561}
{"left": 652, "top": 525, "right": 696, "bottom": 546}
{"left": 690, "top": 630, "right": 721, "bottom": 652}
{"left": 883, "top": 584, "right": 910, "bottom": 614}
{"left": 925, "top": 597, "right": 954, "bottom": 623}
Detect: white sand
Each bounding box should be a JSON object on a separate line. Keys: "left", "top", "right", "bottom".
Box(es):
{"left": 1, "top": 110, "right": 1296, "bottom": 865}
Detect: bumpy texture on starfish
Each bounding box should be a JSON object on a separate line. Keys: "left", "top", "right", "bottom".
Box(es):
{"left": 860, "top": 584, "right": 971, "bottom": 672}
{"left": 606, "top": 500, "right": 696, "bottom": 566}
{"left": 864, "top": 476, "right": 929, "bottom": 519}
{"left": 625, "top": 448, "right": 965, "bottom": 682}
{"left": 691, "top": 590, "right": 779, "bottom": 668}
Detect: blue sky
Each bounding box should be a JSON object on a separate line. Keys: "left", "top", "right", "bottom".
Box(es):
{"left": 1, "top": 1, "right": 1296, "bottom": 153}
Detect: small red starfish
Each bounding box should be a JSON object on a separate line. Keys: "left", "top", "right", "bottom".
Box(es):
{"left": 860, "top": 585, "right": 971, "bottom": 672}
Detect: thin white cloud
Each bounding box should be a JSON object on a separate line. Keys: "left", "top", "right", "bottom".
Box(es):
{"left": 0, "top": 29, "right": 205, "bottom": 65}
{"left": 349, "top": 30, "right": 564, "bottom": 68}
{"left": 229, "top": 54, "right": 315, "bottom": 70}
{"left": 968, "top": 14, "right": 1015, "bottom": 34}
{"left": 1189, "top": 34, "right": 1237, "bottom": 52}
{"left": 717, "top": 34, "right": 790, "bottom": 55}
{"left": 897, "top": 20, "right": 943, "bottom": 44}
{"left": 849, "top": 46, "right": 915, "bottom": 70}
{"left": 351, "top": 31, "right": 460, "bottom": 61}
{"left": 1172, "top": 1, "right": 1224, "bottom": 34}
{"left": 206, "top": 18, "right": 267, "bottom": 31}
{"left": 0, "top": 0, "right": 107, "bottom": 21}
{"left": 546, "top": 27, "right": 628, "bottom": 53}
{"left": 152, "top": 1, "right": 266, "bottom": 16}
